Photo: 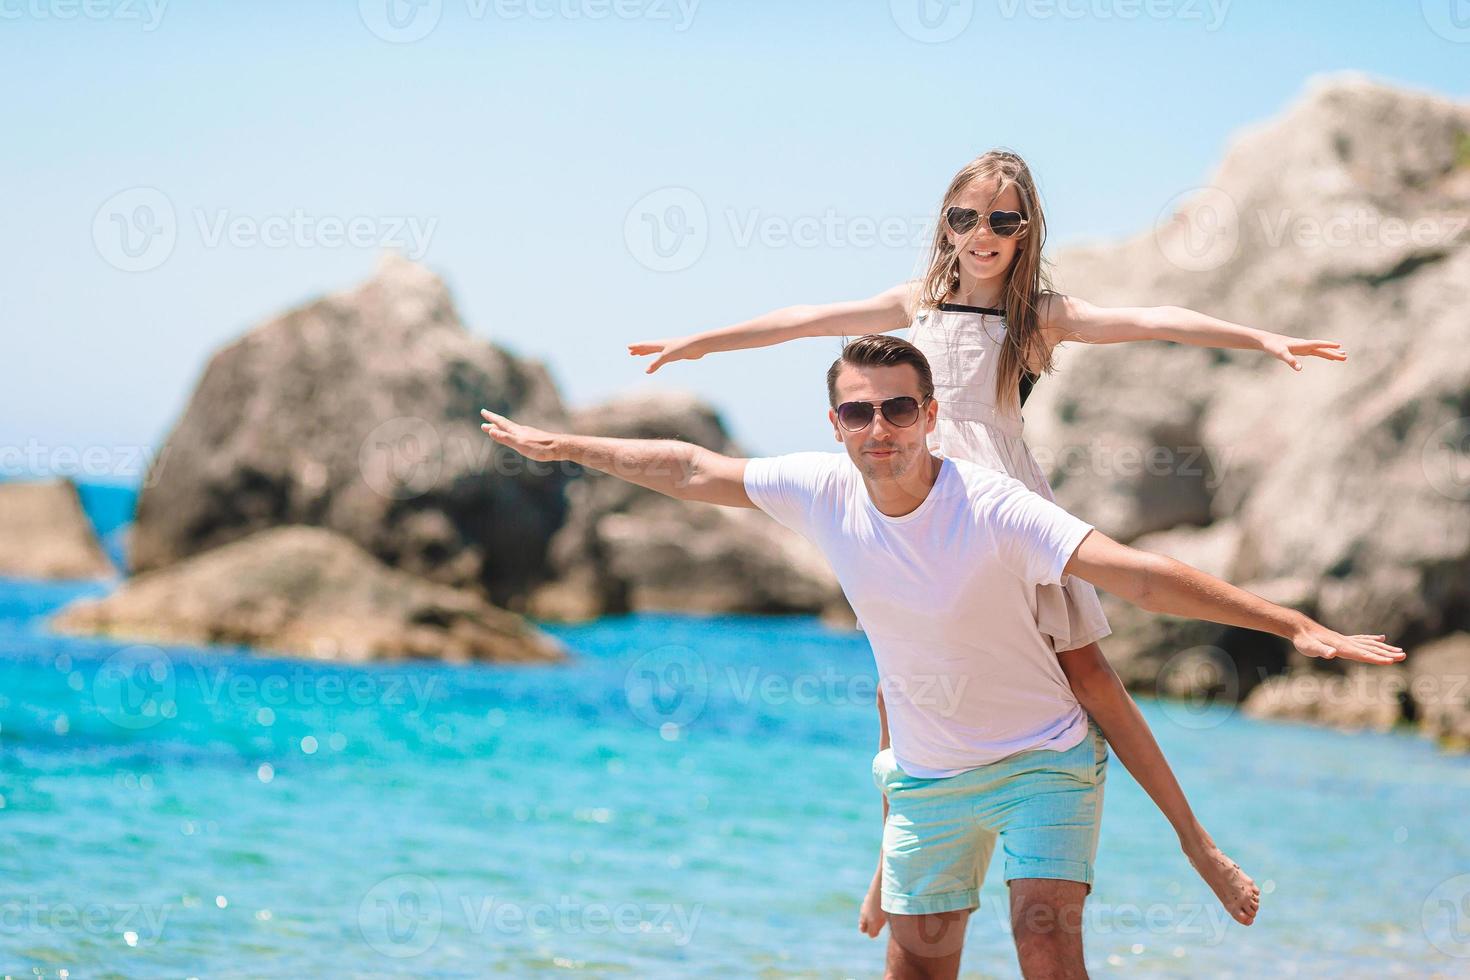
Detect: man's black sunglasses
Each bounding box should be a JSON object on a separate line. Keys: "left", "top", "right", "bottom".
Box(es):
{"left": 835, "top": 395, "right": 931, "bottom": 431}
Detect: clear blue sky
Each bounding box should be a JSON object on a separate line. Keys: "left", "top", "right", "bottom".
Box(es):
{"left": 3, "top": 0, "right": 1467, "bottom": 480}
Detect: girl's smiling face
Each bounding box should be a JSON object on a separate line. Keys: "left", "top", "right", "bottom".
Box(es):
{"left": 946, "top": 177, "right": 1026, "bottom": 286}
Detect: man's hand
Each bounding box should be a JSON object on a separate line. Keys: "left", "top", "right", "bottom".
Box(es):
{"left": 1290, "top": 622, "right": 1404, "bottom": 664}
{"left": 480, "top": 409, "right": 562, "bottom": 462}
{"left": 481, "top": 408, "right": 754, "bottom": 508}
{"left": 1068, "top": 532, "right": 1406, "bottom": 666}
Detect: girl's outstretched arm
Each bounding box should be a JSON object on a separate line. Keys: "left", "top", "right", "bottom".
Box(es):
{"left": 629, "top": 281, "right": 915, "bottom": 374}
{"left": 1041, "top": 294, "right": 1347, "bottom": 372}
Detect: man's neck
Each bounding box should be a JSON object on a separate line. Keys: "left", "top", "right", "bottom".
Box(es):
{"left": 863, "top": 452, "right": 945, "bottom": 518}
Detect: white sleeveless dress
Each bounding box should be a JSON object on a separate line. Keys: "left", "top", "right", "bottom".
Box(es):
{"left": 907, "top": 301, "right": 1112, "bottom": 654}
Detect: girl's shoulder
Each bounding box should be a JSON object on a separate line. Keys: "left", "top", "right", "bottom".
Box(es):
{"left": 1036, "top": 288, "right": 1067, "bottom": 324}
{"left": 1035, "top": 289, "right": 1076, "bottom": 349}
{"left": 896, "top": 278, "right": 927, "bottom": 323}
{"left": 862, "top": 279, "right": 927, "bottom": 327}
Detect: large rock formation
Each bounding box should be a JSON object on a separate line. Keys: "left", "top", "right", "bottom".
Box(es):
{"left": 129, "top": 254, "right": 572, "bottom": 610}
{"left": 0, "top": 479, "right": 115, "bottom": 580}
{"left": 115, "top": 254, "right": 846, "bottom": 638}
{"left": 1022, "top": 74, "right": 1470, "bottom": 698}
{"left": 1407, "top": 632, "right": 1470, "bottom": 749}
{"left": 1242, "top": 665, "right": 1408, "bottom": 733}
{"left": 527, "top": 391, "right": 851, "bottom": 623}
{"left": 52, "top": 525, "right": 564, "bottom": 664}
{"left": 1241, "top": 632, "right": 1470, "bottom": 748}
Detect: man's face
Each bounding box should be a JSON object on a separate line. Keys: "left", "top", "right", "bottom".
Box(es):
{"left": 829, "top": 362, "right": 938, "bottom": 481}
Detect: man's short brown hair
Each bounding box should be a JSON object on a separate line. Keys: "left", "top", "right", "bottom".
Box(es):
{"left": 826, "top": 334, "right": 936, "bottom": 407}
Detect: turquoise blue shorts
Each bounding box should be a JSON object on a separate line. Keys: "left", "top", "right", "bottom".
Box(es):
{"left": 872, "top": 720, "right": 1108, "bottom": 916}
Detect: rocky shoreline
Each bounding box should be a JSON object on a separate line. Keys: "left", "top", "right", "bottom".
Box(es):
{"left": 1026, "top": 73, "right": 1470, "bottom": 750}
{"left": 5, "top": 74, "right": 1467, "bottom": 744}
{"left": 14, "top": 255, "right": 847, "bottom": 666}
{"left": 50, "top": 525, "right": 565, "bottom": 664}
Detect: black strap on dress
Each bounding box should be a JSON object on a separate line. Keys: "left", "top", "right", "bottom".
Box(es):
{"left": 935, "top": 303, "right": 1040, "bottom": 407}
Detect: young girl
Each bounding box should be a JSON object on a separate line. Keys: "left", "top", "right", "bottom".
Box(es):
{"left": 628, "top": 150, "right": 1347, "bottom": 935}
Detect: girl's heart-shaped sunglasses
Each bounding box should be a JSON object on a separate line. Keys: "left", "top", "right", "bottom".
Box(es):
{"left": 944, "top": 206, "right": 1029, "bottom": 239}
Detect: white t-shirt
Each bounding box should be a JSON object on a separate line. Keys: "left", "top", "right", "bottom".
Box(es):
{"left": 744, "top": 451, "right": 1096, "bottom": 777}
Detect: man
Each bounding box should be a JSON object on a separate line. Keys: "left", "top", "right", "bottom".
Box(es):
{"left": 479, "top": 335, "right": 1403, "bottom": 979}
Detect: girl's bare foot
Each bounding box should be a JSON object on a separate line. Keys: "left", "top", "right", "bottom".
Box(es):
{"left": 859, "top": 874, "right": 887, "bottom": 937}
{"left": 1183, "top": 837, "right": 1260, "bottom": 925}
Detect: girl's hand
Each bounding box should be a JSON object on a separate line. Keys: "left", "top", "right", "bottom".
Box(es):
{"left": 859, "top": 870, "right": 887, "bottom": 938}
{"left": 628, "top": 336, "right": 705, "bottom": 374}
{"left": 1262, "top": 335, "right": 1348, "bottom": 372}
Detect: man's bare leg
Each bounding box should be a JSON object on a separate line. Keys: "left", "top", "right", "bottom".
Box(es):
{"left": 884, "top": 909, "right": 970, "bottom": 980}
{"left": 1009, "top": 878, "right": 1088, "bottom": 979}
{"left": 1057, "top": 642, "right": 1260, "bottom": 925}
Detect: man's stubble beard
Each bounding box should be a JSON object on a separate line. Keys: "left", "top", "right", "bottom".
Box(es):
{"left": 861, "top": 440, "right": 924, "bottom": 481}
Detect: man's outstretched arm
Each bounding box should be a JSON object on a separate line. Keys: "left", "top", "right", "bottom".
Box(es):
{"left": 479, "top": 409, "right": 756, "bottom": 509}
{"left": 1063, "top": 529, "right": 1404, "bottom": 665}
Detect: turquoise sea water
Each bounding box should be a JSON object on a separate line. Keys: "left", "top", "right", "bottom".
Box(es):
{"left": 3, "top": 492, "right": 1470, "bottom": 977}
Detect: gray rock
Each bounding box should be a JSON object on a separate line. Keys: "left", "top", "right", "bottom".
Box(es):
{"left": 570, "top": 390, "right": 744, "bottom": 454}
{"left": 527, "top": 390, "right": 850, "bottom": 621}
{"left": 1021, "top": 74, "right": 1470, "bottom": 694}
{"left": 129, "top": 254, "right": 573, "bottom": 610}
{"left": 1098, "top": 522, "right": 1306, "bottom": 700}
{"left": 0, "top": 479, "right": 114, "bottom": 580}
{"left": 1242, "top": 666, "right": 1407, "bottom": 732}
{"left": 1407, "top": 632, "right": 1470, "bottom": 750}
{"left": 1234, "top": 632, "right": 1470, "bottom": 752}
{"left": 51, "top": 525, "right": 564, "bottom": 664}
{"left": 1128, "top": 520, "right": 1243, "bottom": 581}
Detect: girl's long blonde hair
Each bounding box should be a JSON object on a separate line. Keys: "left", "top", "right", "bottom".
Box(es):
{"left": 914, "top": 149, "right": 1056, "bottom": 411}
